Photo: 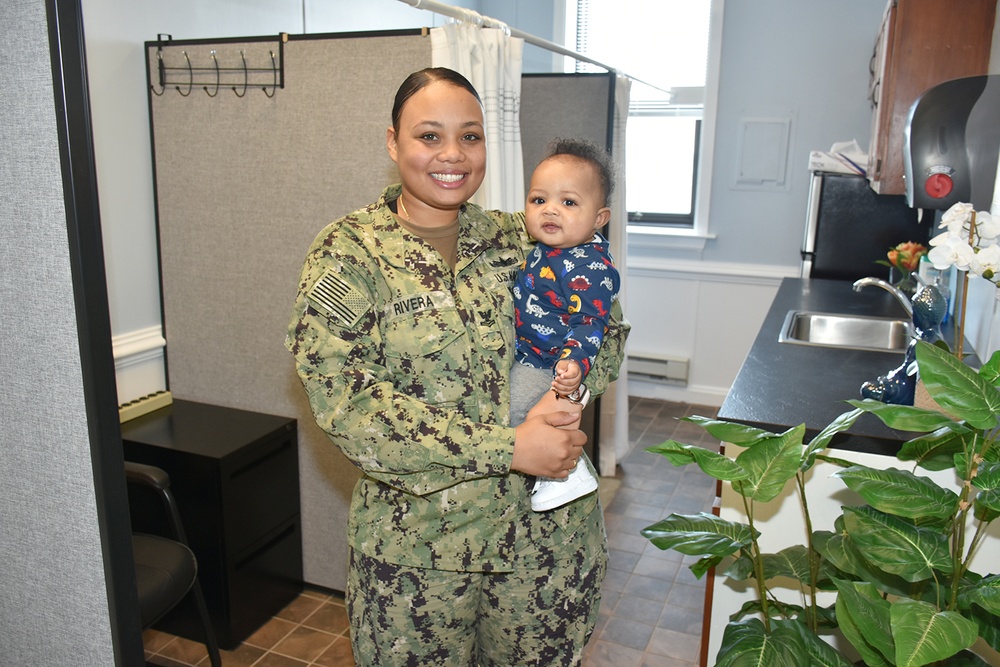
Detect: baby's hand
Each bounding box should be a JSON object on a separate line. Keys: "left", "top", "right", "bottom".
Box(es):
{"left": 551, "top": 359, "right": 582, "bottom": 396}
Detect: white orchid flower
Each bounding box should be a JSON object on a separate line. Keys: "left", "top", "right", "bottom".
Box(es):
{"left": 928, "top": 236, "right": 975, "bottom": 271}
{"left": 927, "top": 202, "right": 1000, "bottom": 285}
{"left": 940, "top": 202, "right": 975, "bottom": 233}
{"left": 928, "top": 230, "right": 951, "bottom": 247}
{"left": 974, "top": 210, "right": 1000, "bottom": 243}
{"left": 971, "top": 243, "right": 1000, "bottom": 282}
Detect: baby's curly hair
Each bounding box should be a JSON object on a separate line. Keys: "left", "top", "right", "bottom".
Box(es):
{"left": 543, "top": 137, "right": 618, "bottom": 207}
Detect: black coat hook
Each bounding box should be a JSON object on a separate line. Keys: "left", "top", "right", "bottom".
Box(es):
{"left": 150, "top": 48, "right": 166, "bottom": 96}
{"left": 263, "top": 51, "right": 278, "bottom": 98}
{"left": 204, "top": 51, "right": 220, "bottom": 97}
{"left": 176, "top": 51, "right": 193, "bottom": 97}
{"left": 233, "top": 51, "right": 248, "bottom": 98}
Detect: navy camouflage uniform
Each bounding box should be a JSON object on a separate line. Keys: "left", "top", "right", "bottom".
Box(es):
{"left": 286, "top": 184, "right": 629, "bottom": 666}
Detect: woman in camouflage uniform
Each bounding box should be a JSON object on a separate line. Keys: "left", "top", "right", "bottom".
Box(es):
{"left": 286, "top": 68, "right": 628, "bottom": 666}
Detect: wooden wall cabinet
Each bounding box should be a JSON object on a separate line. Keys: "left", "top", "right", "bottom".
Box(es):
{"left": 867, "top": 0, "right": 996, "bottom": 195}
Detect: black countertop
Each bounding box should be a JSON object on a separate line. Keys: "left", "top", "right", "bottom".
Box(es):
{"left": 718, "top": 277, "right": 936, "bottom": 456}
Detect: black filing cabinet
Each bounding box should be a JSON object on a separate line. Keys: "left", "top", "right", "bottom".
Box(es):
{"left": 121, "top": 399, "right": 302, "bottom": 648}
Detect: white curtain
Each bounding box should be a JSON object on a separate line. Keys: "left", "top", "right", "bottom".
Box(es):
{"left": 431, "top": 23, "right": 525, "bottom": 212}
{"left": 598, "top": 74, "right": 632, "bottom": 476}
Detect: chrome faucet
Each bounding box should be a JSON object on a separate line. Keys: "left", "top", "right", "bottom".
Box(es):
{"left": 852, "top": 277, "right": 913, "bottom": 318}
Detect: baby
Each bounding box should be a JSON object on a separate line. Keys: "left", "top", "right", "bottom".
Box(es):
{"left": 511, "top": 137, "right": 621, "bottom": 511}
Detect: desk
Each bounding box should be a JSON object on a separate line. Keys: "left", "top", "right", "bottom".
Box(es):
{"left": 121, "top": 399, "right": 302, "bottom": 648}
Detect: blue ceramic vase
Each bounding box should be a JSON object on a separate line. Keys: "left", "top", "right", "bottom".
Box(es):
{"left": 860, "top": 285, "right": 946, "bottom": 405}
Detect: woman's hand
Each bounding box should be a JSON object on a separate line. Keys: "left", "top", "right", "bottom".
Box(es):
{"left": 511, "top": 411, "right": 585, "bottom": 478}
{"left": 525, "top": 386, "right": 584, "bottom": 427}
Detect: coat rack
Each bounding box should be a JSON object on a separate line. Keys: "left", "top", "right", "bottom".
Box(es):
{"left": 149, "top": 33, "right": 287, "bottom": 98}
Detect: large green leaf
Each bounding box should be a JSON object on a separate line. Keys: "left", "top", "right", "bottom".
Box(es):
{"left": 714, "top": 618, "right": 805, "bottom": 667}
{"left": 646, "top": 439, "right": 749, "bottom": 481}
{"left": 891, "top": 597, "right": 978, "bottom": 667}
{"left": 842, "top": 506, "right": 952, "bottom": 582}
{"left": 897, "top": 426, "right": 974, "bottom": 471}
{"left": 973, "top": 462, "right": 1000, "bottom": 521}
{"left": 759, "top": 545, "right": 812, "bottom": 584}
{"left": 974, "top": 489, "right": 1000, "bottom": 522}
{"left": 733, "top": 425, "right": 805, "bottom": 502}
{"left": 984, "top": 440, "right": 1000, "bottom": 464}
{"left": 723, "top": 554, "right": 754, "bottom": 581}
{"left": 833, "top": 578, "right": 894, "bottom": 667}
{"left": 641, "top": 512, "right": 754, "bottom": 558}
{"left": 960, "top": 574, "right": 1000, "bottom": 616}
{"left": 979, "top": 349, "right": 1000, "bottom": 387}
{"left": 846, "top": 398, "right": 959, "bottom": 434}
{"left": 916, "top": 341, "right": 1000, "bottom": 431}
{"left": 770, "top": 618, "right": 854, "bottom": 667}
{"left": 816, "top": 525, "right": 914, "bottom": 599}
{"left": 939, "top": 649, "right": 995, "bottom": 667}
{"left": 683, "top": 415, "right": 774, "bottom": 445}
{"left": 730, "top": 599, "right": 803, "bottom": 622}
{"left": 833, "top": 466, "right": 958, "bottom": 521}
{"left": 690, "top": 555, "right": 722, "bottom": 579}
{"left": 969, "top": 603, "right": 1000, "bottom": 653}
{"left": 811, "top": 529, "right": 855, "bottom": 578}
{"left": 973, "top": 461, "right": 1000, "bottom": 493}
{"left": 803, "top": 408, "right": 864, "bottom": 468}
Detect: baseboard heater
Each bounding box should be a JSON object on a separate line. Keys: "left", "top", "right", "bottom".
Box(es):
{"left": 628, "top": 353, "right": 689, "bottom": 385}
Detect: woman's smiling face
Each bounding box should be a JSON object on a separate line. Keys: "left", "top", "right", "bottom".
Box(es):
{"left": 386, "top": 80, "right": 486, "bottom": 224}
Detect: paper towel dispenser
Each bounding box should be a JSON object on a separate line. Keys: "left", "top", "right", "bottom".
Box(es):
{"left": 904, "top": 75, "right": 1000, "bottom": 211}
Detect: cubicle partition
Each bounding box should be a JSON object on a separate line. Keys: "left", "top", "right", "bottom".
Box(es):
{"left": 147, "top": 28, "right": 614, "bottom": 591}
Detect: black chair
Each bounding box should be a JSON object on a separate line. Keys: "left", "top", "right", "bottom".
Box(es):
{"left": 125, "top": 461, "right": 221, "bottom": 667}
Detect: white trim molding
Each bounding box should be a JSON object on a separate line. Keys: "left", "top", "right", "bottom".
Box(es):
{"left": 627, "top": 258, "right": 799, "bottom": 285}
{"left": 111, "top": 326, "right": 167, "bottom": 405}
{"left": 112, "top": 325, "right": 165, "bottom": 368}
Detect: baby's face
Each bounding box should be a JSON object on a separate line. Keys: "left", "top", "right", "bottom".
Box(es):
{"left": 525, "top": 156, "right": 610, "bottom": 249}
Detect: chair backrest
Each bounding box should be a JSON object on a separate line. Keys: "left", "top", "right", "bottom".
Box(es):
{"left": 125, "top": 461, "right": 222, "bottom": 666}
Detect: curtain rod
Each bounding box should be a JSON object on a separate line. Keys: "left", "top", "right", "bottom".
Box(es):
{"left": 396, "top": 0, "right": 670, "bottom": 96}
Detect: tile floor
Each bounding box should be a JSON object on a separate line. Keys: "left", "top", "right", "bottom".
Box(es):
{"left": 143, "top": 397, "right": 721, "bottom": 667}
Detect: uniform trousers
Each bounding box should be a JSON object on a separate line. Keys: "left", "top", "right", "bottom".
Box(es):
{"left": 347, "top": 500, "right": 607, "bottom": 667}
{"left": 510, "top": 360, "right": 556, "bottom": 426}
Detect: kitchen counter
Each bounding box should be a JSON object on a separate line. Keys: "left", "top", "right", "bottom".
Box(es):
{"left": 718, "top": 277, "right": 952, "bottom": 456}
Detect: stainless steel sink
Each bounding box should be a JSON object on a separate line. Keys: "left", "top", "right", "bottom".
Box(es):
{"left": 778, "top": 310, "right": 911, "bottom": 352}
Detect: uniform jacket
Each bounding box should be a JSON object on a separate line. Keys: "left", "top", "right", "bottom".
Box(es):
{"left": 513, "top": 235, "right": 620, "bottom": 377}
{"left": 286, "top": 184, "right": 629, "bottom": 572}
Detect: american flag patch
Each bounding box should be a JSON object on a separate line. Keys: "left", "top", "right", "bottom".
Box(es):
{"left": 306, "top": 270, "right": 369, "bottom": 328}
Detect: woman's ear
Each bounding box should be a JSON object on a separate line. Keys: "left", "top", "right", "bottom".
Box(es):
{"left": 386, "top": 126, "right": 398, "bottom": 162}
{"left": 594, "top": 207, "right": 612, "bottom": 229}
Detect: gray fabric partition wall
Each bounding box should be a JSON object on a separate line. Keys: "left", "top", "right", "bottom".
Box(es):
{"left": 520, "top": 73, "right": 614, "bottom": 185}
{"left": 2, "top": 0, "right": 140, "bottom": 664}
{"left": 149, "top": 32, "right": 614, "bottom": 592}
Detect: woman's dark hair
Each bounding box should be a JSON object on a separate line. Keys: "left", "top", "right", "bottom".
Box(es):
{"left": 544, "top": 137, "right": 618, "bottom": 207}
{"left": 391, "top": 68, "right": 482, "bottom": 132}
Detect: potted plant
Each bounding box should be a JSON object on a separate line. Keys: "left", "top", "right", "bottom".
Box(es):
{"left": 641, "top": 341, "right": 1000, "bottom": 666}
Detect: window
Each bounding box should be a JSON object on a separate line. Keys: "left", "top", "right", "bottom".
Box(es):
{"left": 567, "top": 0, "right": 720, "bottom": 234}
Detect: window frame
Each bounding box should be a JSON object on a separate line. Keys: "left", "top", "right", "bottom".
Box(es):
{"left": 566, "top": 0, "right": 725, "bottom": 243}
